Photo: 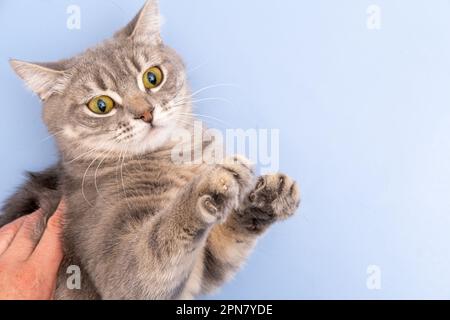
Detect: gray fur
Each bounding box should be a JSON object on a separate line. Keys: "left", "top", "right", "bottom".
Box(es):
{"left": 1, "top": 0, "right": 300, "bottom": 299}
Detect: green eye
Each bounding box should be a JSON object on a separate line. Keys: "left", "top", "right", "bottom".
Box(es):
{"left": 143, "top": 66, "right": 164, "bottom": 89}
{"left": 87, "top": 96, "right": 115, "bottom": 115}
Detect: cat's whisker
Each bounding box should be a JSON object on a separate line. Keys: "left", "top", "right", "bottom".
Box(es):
{"left": 114, "top": 147, "right": 124, "bottom": 198}
{"left": 190, "top": 83, "right": 239, "bottom": 99}
{"left": 171, "top": 118, "right": 196, "bottom": 128}
{"left": 119, "top": 144, "right": 133, "bottom": 211}
{"left": 171, "top": 86, "right": 237, "bottom": 107}
{"left": 66, "top": 146, "right": 99, "bottom": 164}
{"left": 176, "top": 112, "right": 231, "bottom": 127}
{"left": 81, "top": 146, "right": 109, "bottom": 207}
{"left": 172, "top": 114, "right": 228, "bottom": 129}
{"left": 171, "top": 96, "right": 192, "bottom": 106}
{"left": 94, "top": 147, "right": 115, "bottom": 200}
{"left": 191, "top": 97, "right": 233, "bottom": 105}
{"left": 66, "top": 140, "right": 112, "bottom": 164}
{"left": 40, "top": 130, "right": 65, "bottom": 143}
{"left": 157, "top": 111, "right": 194, "bottom": 125}
{"left": 170, "top": 97, "right": 233, "bottom": 111}
{"left": 186, "top": 62, "right": 208, "bottom": 75}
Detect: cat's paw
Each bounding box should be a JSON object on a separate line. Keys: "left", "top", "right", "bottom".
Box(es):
{"left": 249, "top": 174, "right": 300, "bottom": 220}
{"left": 235, "top": 174, "right": 300, "bottom": 233}
{"left": 197, "top": 156, "right": 256, "bottom": 224}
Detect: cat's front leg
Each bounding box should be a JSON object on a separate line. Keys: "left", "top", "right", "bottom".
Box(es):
{"left": 199, "top": 173, "right": 300, "bottom": 294}
{"left": 128, "top": 156, "right": 255, "bottom": 299}
{"left": 195, "top": 156, "right": 256, "bottom": 225}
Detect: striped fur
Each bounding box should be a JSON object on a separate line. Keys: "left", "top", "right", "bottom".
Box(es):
{"left": 2, "top": 0, "right": 300, "bottom": 299}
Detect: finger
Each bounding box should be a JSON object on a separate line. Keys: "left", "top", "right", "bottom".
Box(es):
{"left": 3, "top": 210, "right": 43, "bottom": 261}
{"left": 30, "top": 201, "right": 64, "bottom": 275}
{"left": 0, "top": 215, "right": 28, "bottom": 256}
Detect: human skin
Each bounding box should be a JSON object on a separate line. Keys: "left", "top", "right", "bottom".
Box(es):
{"left": 0, "top": 202, "right": 64, "bottom": 300}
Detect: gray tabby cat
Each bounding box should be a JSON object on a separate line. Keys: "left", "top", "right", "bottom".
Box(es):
{"left": 0, "top": 0, "right": 300, "bottom": 299}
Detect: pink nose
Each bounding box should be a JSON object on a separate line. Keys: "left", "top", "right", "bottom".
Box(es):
{"left": 139, "top": 110, "right": 153, "bottom": 124}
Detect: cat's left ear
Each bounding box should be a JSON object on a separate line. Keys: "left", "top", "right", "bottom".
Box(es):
{"left": 114, "top": 0, "right": 161, "bottom": 45}
{"left": 9, "top": 59, "right": 67, "bottom": 101}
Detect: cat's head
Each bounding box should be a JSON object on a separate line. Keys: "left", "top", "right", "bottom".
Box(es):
{"left": 10, "top": 0, "right": 191, "bottom": 157}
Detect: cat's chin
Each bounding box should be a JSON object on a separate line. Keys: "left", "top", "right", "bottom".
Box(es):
{"left": 134, "top": 125, "right": 173, "bottom": 154}
{"left": 146, "top": 125, "right": 163, "bottom": 139}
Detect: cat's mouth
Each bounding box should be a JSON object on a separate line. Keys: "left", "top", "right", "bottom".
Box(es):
{"left": 142, "top": 124, "right": 164, "bottom": 140}
{"left": 149, "top": 125, "right": 162, "bottom": 134}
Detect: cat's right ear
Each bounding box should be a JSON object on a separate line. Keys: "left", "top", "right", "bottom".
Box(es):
{"left": 114, "top": 0, "right": 161, "bottom": 45}
{"left": 9, "top": 59, "right": 67, "bottom": 101}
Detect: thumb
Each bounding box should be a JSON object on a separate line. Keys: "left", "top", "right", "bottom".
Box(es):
{"left": 30, "top": 201, "right": 65, "bottom": 274}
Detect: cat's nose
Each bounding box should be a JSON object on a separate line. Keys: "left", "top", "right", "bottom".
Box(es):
{"left": 137, "top": 110, "right": 154, "bottom": 124}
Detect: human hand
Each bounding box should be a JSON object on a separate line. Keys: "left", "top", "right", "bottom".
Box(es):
{"left": 0, "top": 201, "right": 64, "bottom": 300}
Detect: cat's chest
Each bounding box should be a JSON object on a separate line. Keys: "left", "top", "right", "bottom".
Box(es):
{"left": 67, "top": 157, "right": 203, "bottom": 213}
{"left": 113, "top": 159, "right": 201, "bottom": 203}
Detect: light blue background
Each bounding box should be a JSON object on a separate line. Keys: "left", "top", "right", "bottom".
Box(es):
{"left": 1, "top": 0, "right": 450, "bottom": 299}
